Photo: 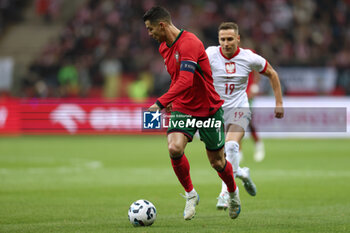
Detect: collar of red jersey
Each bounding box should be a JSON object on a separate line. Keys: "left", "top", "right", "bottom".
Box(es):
{"left": 166, "top": 29, "right": 184, "bottom": 48}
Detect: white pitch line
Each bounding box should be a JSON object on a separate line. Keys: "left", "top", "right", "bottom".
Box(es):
{"left": 0, "top": 160, "right": 103, "bottom": 174}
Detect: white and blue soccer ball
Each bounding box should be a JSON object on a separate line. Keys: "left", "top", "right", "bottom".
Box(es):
{"left": 128, "top": 199, "right": 157, "bottom": 227}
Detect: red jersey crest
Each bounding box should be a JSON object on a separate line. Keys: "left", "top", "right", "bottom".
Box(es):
{"left": 174, "top": 51, "right": 180, "bottom": 64}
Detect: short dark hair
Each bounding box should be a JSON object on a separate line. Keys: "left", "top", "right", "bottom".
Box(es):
{"left": 143, "top": 6, "right": 171, "bottom": 24}
{"left": 218, "top": 22, "right": 239, "bottom": 34}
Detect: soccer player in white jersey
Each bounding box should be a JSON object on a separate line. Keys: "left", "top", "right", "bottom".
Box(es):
{"left": 206, "top": 22, "right": 284, "bottom": 209}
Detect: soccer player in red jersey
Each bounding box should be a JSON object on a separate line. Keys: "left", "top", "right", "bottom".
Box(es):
{"left": 143, "top": 6, "right": 241, "bottom": 220}
{"left": 246, "top": 71, "right": 266, "bottom": 162}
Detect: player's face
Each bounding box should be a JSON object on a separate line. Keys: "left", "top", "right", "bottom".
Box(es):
{"left": 145, "top": 20, "right": 165, "bottom": 43}
{"left": 219, "top": 29, "right": 240, "bottom": 57}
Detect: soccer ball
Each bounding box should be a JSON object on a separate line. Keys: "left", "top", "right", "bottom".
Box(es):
{"left": 128, "top": 199, "right": 157, "bottom": 227}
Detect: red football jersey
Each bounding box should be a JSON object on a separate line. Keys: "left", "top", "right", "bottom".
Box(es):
{"left": 246, "top": 49, "right": 261, "bottom": 99}
{"left": 156, "top": 30, "right": 223, "bottom": 117}
{"left": 247, "top": 72, "right": 255, "bottom": 98}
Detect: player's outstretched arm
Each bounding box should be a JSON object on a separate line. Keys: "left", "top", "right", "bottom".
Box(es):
{"left": 148, "top": 103, "right": 172, "bottom": 112}
{"left": 248, "top": 70, "right": 260, "bottom": 99}
{"left": 148, "top": 103, "right": 161, "bottom": 112}
{"left": 263, "top": 63, "right": 284, "bottom": 119}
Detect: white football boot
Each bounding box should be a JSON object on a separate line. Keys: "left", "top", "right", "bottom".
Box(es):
{"left": 216, "top": 192, "right": 229, "bottom": 210}
{"left": 228, "top": 188, "right": 241, "bottom": 219}
{"left": 237, "top": 167, "right": 257, "bottom": 196}
{"left": 182, "top": 192, "right": 199, "bottom": 220}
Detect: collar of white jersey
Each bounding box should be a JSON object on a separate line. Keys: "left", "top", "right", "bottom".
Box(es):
{"left": 219, "top": 46, "right": 240, "bottom": 60}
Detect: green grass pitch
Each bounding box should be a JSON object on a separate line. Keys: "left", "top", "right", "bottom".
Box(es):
{"left": 0, "top": 135, "right": 349, "bottom": 233}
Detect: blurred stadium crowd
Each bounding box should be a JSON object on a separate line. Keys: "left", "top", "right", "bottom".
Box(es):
{"left": 0, "top": 0, "right": 28, "bottom": 34}
{"left": 2, "top": 0, "right": 350, "bottom": 98}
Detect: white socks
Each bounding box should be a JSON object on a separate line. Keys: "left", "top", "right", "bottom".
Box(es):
{"left": 186, "top": 188, "right": 197, "bottom": 197}
{"left": 229, "top": 186, "right": 239, "bottom": 198}
{"left": 225, "top": 141, "right": 240, "bottom": 174}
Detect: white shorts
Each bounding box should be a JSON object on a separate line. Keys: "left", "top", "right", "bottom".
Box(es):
{"left": 223, "top": 107, "right": 251, "bottom": 132}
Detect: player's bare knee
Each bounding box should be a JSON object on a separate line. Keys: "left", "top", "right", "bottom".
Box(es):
{"left": 168, "top": 143, "right": 183, "bottom": 158}
{"left": 210, "top": 159, "right": 225, "bottom": 171}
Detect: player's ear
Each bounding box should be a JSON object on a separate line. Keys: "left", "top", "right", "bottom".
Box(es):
{"left": 159, "top": 21, "right": 166, "bottom": 30}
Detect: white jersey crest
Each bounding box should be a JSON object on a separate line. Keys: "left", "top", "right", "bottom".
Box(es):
{"left": 206, "top": 46, "right": 267, "bottom": 109}
{"left": 225, "top": 62, "right": 236, "bottom": 74}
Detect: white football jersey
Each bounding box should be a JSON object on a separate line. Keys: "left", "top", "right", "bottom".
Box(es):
{"left": 206, "top": 46, "right": 267, "bottom": 109}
